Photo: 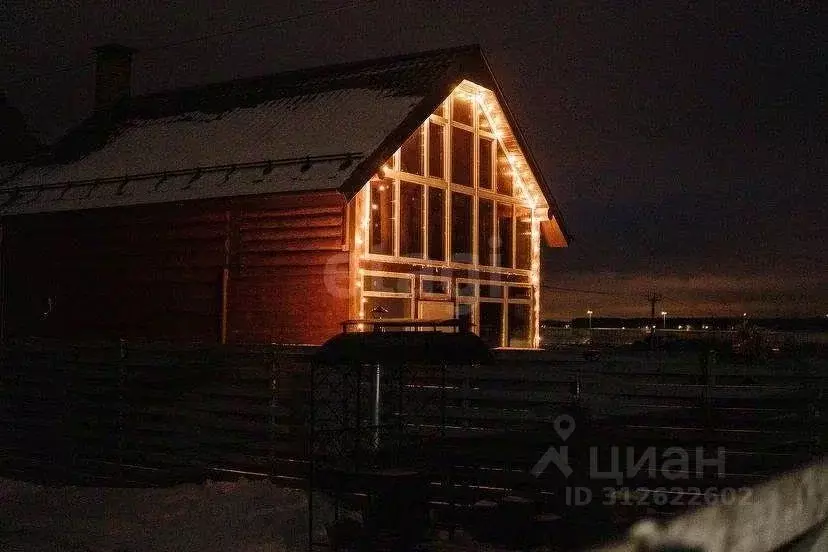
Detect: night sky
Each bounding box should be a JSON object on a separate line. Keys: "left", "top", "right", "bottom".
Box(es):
{"left": 2, "top": 1, "right": 825, "bottom": 319}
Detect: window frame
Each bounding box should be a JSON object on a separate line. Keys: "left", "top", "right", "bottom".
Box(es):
{"left": 356, "top": 85, "right": 542, "bottom": 347}
{"left": 399, "top": 179, "right": 425, "bottom": 260}
{"left": 361, "top": 87, "right": 535, "bottom": 276}
{"left": 420, "top": 275, "right": 452, "bottom": 299}
{"left": 361, "top": 269, "right": 415, "bottom": 320}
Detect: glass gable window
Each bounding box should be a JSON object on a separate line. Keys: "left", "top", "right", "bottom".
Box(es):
{"left": 515, "top": 206, "right": 532, "bottom": 270}
{"left": 365, "top": 90, "right": 537, "bottom": 272}
{"left": 496, "top": 144, "right": 512, "bottom": 196}
{"left": 451, "top": 192, "right": 473, "bottom": 263}
{"left": 478, "top": 108, "right": 492, "bottom": 133}
{"left": 400, "top": 126, "right": 423, "bottom": 175}
{"left": 478, "top": 197, "right": 494, "bottom": 266}
{"left": 452, "top": 94, "right": 474, "bottom": 126}
{"left": 428, "top": 123, "right": 444, "bottom": 179}
{"left": 399, "top": 181, "right": 424, "bottom": 258}
{"left": 451, "top": 128, "right": 473, "bottom": 186}
{"left": 427, "top": 187, "right": 445, "bottom": 260}
{"left": 370, "top": 178, "right": 394, "bottom": 255}
{"left": 479, "top": 138, "right": 493, "bottom": 190}
{"left": 359, "top": 85, "right": 543, "bottom": 348}
{"left": 496, "top": 203, "right": 513, "bottom": 268}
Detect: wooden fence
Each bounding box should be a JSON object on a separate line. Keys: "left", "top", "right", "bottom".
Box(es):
{"left": 0, "top": 340, "right": 313, "bottom": 486}
{"left": 379, "top": 349, "right": 826, "bottom": 515}
{"left": 1, "top": 340, "right": 825, "bottom": 520}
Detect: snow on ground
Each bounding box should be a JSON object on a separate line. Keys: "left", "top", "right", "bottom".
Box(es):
{"left": 0, "top": 476, "right": 332, "bottom": 552}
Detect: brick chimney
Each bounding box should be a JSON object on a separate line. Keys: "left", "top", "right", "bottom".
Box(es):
{"left": 93, "top": 43, "right": 135, "bottom": 112}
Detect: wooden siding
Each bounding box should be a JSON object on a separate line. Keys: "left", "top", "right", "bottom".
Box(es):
{"left": 1, "top": 191, "right": 349, "bottom": 345}
{"left": 228, "top": 192, "right": 348, "bottom": 345}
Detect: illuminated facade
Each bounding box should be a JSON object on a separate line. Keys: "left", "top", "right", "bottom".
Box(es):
{"left": 1, "top": 46, "right": 568, "bottom": 348}
{"left": 349, "top": 81, "right": 557, "bottom": 348}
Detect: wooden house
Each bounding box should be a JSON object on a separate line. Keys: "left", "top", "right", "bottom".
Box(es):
{"left": 0, "top": 45, "right": 569, "bottom": 347}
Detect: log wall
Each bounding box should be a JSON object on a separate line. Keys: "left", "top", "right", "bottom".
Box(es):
{"left": 1, "top": 191, "right": 349, "bottom": 345}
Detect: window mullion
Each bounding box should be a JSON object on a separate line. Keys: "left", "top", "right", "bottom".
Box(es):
{"left": 393, "top": 178, "right": 400, "bottom": 257}
{"left": 512, "top": 206, "right": 517, "bottom": 269}
{"left": 444, "top": 121, "right": 451, "bottom": 264}
{"left": 472, "top": 99, "right": 479, "bottom": 267}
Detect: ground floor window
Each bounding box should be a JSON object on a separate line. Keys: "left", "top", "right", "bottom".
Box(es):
{"left": 455, "top": 280, "right": 533, "bottom": 348}
{"left": 507, "top": 303, "right": 531, "bottom": 347}
{"left": 479, "top": 301, "right": 503, "bottom": 348}
{"left": 365, "top": 296, "right": 411, "bottom": 319}
{"left": 362, "top": 271, "right": 413, "bottom": 319}
{"left": 457, "top": 302, "right": 473, "bottom": 331}
{"left": 356, "top": 268, "right": 534, "bottom": 346}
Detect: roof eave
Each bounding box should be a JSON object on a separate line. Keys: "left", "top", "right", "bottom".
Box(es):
{"left": 474, "top": 53, "right": 572, "bottom": 247}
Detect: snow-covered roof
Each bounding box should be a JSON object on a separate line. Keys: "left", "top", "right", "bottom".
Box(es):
{"left": 0, "top": 45, "right": 570, "bottom": 243}
{"left": 18, "top": 89, "right": 418, "bottom": 185}
{"left": 0, "top": 46, "right": 476, "bottom": 215}
{"left": 1, "top": 159, "right": 352, "bottom": 216}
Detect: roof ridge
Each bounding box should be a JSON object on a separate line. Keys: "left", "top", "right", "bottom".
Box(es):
{"left": 133, "top": 44, "right": 482, "bottom": 103}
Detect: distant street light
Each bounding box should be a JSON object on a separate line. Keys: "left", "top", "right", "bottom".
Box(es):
{"left": 587, "top": 309, "right": 593, "bottom": 330}
{"left": 661, "top": 311, "right": 667, "bottom": 329}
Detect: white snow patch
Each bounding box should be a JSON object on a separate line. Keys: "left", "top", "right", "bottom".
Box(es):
{"left": 8, "top": 89, "right": 423, "bottom": 187}
{"left": 1, "top": 160, "right": 349, "bottom": 215}
{"left": 0, "top": 477, "right": 333, "bottom": 552}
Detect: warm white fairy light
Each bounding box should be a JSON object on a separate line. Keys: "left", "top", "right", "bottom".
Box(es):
{"left": 474, "top": 90, "right": 541, "bottom": 210}
{"left": 353, "top": 187, "right": 372, "bottom": 323}
{"left": 350, "top": 85, "right": 549, "bottom": 342}
{"left": 468, "top": 82, "right": 546, "bottom": 348}
{"left": 531, "top": 212, "right": 542, "bottom": 348}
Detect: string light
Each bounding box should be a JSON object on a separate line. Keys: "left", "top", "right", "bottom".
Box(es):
{"left": 349, "top": 83, "right": 549, "bottom": 345}
{"left": 466, "top": 81, "right": 548, "bottom": 348}
{"left": 531, "top": 213, "right": 542, "bottom": 348}
{"left": 474, "top": 89, "right": 540, "bottom": 210}
{"left": 353, "top": 189, "right": 371, "bottom": 323}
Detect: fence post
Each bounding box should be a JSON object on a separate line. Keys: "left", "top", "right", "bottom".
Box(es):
{"left": 574, "top": 365, "right": 582, "bottom": 404}
{"left": 811, "top": 380, "right": 824, "bottom": 457}
{"left": 701, "top": 348, "right": 716, "bottom": 431}
{"left": 269, "top": 346, "right": 278, "bottom": 479}
{"left": 307, "top": 353, "right": 316, "bottom": 552}
{"left": 117, "top": 338, "right": 128, "bottom": 473}
{"left": 61, "top": 345, "right": 75, "bottom": 468}
{"left": 462, "top": 372, "right": 471, "bottom": 429}
{"left": 440, "top": 364, "right": 447, "bottom": 440}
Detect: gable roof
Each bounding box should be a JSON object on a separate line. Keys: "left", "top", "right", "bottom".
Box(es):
{"left": 0, "top": 45, "right": 570, "bottom": 244}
